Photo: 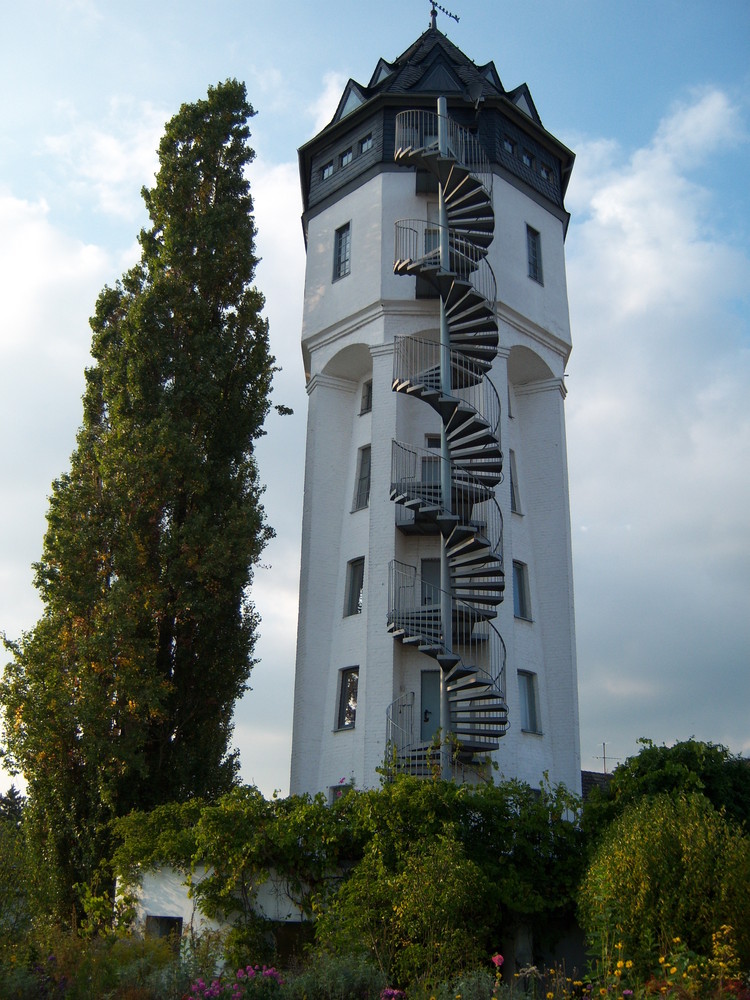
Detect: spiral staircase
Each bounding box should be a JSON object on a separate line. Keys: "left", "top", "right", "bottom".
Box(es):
{"left": 386, "top": 109, "right": 509, "bottom": 774}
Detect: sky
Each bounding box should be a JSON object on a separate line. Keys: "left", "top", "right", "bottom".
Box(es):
{"left": 1, "top": 0, "right": 749, "bottom": 796}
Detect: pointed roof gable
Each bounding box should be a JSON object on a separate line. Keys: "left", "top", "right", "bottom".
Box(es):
{"left": 330, "top": 25, "right": 508, "bottom": 125}
{"left": 507, "top": 83, "right": 543, "bottom": 126}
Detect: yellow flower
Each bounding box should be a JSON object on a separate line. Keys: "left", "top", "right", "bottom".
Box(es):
{"left": 617, "top": 961, "right": 624, "bottom": 970}
{"left": 547, "top": 993, "right": 554, "bottom": 998}
{"left": 659, "top": 957, "right": 666, "bottom": 965}
{"left": 600, "top": 989, "right": 608, "bottom": 996}
{"left": 673, "top": 937, "right": 681, "bottom": 944}
{"left": 614, "top": 970, "right": 622, "bottom": 978}
{"left": 670, "top": 968, "right": 677, "bottom": 976}
{"left": 625, "top": 961, "right": 633, "bottom": 970}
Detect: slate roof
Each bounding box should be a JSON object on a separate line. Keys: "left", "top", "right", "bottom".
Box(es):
{"left": 328, "top": 25, "right": 543, "bottom": 130}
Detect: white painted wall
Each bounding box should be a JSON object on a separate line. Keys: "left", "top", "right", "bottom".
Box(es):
{"left": 292, "top": 132, "right": 581, "bottom": 798}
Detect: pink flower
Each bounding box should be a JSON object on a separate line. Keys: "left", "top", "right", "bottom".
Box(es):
{"left": 492, "top": 954, "right": 504, "bottom": 968}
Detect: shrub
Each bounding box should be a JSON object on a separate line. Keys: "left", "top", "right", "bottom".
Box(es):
{"left": 578, "top": 792, "right": 750, "bottom": 971}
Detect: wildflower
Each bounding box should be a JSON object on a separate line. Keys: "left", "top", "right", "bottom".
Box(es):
{"left": 616, "top": 961, "right": 624, "bottom": 970}
{"left": 673, "top": 937, "right": 681, "bottom": 944}
{"left": 659, "top": 957, "right": 666, "bottom": 965}
{"left": 670, "top": 967, "right": 677, "bottom": 976}
{"left": 600, "top": 989, "right": 608, "bottom": 996}
{"left": 625, "top": 961, "right": 633, "bottom": 970}
{"left": 492, "top": 954, "right": 505, "bottom": 968}
{"left": 547, "top": 993, "right": 555, "bottom": 998}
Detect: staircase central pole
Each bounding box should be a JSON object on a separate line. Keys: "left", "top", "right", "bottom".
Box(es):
{"left": 437, "top": 96, "right": 453, "bottom": 779}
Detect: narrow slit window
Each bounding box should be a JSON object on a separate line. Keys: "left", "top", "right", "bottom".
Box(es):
{"left": 321, "top": 161, "right": 333, "bottom": 180}
{"left": 340, "top": 147, "right": 353, "bottom": 167}
{"left": 353, "top": 445, "right": 371, "bottom": 511}
{"left": 337, "top": 666, "right": 359, "bottom": 729}
{"left": 518, "top": 670, "right": 541, "bottom": 733}
{"left": 360, "top": 379, "right": 373, "bottom": 415}
{"left": 334, "top": 222, "right": 351, "bottom": 280}
{"left": 513, "top": 560, "right": 531, "bottom": 620}
{"left": 509, "top": 450, "right": 521, "bottom": 514}
{"left": 526, "top": 225, "right": 543, "bottom": 284}
{"left": 344, "top": 557, "right": 365, "bottom": 616}
{"left": 360, "top": 134, "right": 373, "bottom": 153}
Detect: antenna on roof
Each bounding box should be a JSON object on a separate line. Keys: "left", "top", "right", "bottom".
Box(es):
{"left": 430, "top": 1, "right": 459, "bottom": 29}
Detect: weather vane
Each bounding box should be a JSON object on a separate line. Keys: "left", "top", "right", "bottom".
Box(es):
{"left": 430, "top": 0, "right": 459, "bottom": 29}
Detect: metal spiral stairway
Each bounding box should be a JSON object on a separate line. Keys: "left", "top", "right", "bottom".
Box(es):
{"left": 387, "top": 109, "right": 508, "bottom": 770}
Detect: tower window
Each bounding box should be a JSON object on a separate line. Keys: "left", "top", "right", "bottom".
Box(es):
{"left": 334, "top": 222, "right": 351, "bottom": 280}
{"left": 518, "top": 670, "right": 541, "bottom": 733}
{"left": 360, "top": 133, "right": 373, "bottom": 153}
{"left": 509, "top": 450, "right": 521, "bottom": 514}
{"left": 352, "top": 445, "right": 371, "bottom": 511}
{"left": 344, "top": 557, "right": 365, "bottom": 616}
{"left": 521, "top": 149, "right": 534, "bottom": 168}
{"left": 360, "top": 379, "right": 373, "bottom": 414}
{"left": 526, "top": 226, "right": 543, "bottom": 284}
{"left": 336, "top": 667, "right": 359, "bottom": 729}
{"left": 540, "top": 163, "right": 554, "bottom": 182}
{"left": 513, "top": 560, "right": 531, "bottom": 620}
{"left": 321, "top": 161, "right": 333, "bottom": 180}
{"left": 502, "top": 136, "right": 516, "bottom": 156}
{"left": 340, "top": 147, "right": 353, "bottom": 167}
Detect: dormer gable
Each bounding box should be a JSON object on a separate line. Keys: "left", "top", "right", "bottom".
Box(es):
{"left": 332, "top": 80, "right": 367, "bottom": 124}
{"left": 478, "top": 61, "right": 504, "bottom": 94}
{"left": 413, "top": 57, "right": 464, "bottom": 93}
{"left": 369, "top": 58, "right": 396, "bottom": 87}
{"left": 507, "top": 84, "right": 543, "bottom": 126}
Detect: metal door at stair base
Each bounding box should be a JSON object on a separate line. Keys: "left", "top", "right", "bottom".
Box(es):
{"left": 420, "top": 669, "right": 441, "bottom": 742}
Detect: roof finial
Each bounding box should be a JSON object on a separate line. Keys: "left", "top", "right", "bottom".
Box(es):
{"left": 430, "top": 1, "right": 459, "bottom": 29}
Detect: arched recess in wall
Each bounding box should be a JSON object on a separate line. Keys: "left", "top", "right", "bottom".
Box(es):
{"left": 322, "top": 342, "right": 373, "bottom": 382}
{"left": 506, "top": 344, "right": 554, "bottom": 420}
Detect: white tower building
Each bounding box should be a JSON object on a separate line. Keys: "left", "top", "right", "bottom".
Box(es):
{"left": 290, "top": 19, "right": 581, "bottom": 800}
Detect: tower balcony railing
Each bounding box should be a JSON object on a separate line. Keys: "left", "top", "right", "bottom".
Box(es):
{"left": 392, "top": 336, "right": 501, "bottom": 441}
{"left": 395, "top": 109, "right": 493, "bottom": 200}
{"left": 391, "top": 440, "right": 504, "bottom": 562}
{"left": 394, "top": 219, "right": 497, "bottom": 306}
{"left": 387, "top": 559, "right": 507, "bottom": 692}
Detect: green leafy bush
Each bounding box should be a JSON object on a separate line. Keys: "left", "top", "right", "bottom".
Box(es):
{"left": 578, "top": 792, "right": 750, "bottom": 971}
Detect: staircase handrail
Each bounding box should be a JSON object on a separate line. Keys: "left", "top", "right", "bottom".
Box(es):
{"left": 388, "top": 560, "right": 506, "bottom": 695}
{"left": 393, "top": 335, "right": 501, "bottom": 435}
{"left": 386, "top": 690, "right": 415, "bottom": 755}
{"left": 394, "top": 218, "right": 497, "bottom": 307}
{"left": 395, "top": 110, "right": 493, "bottom": 201}
{"left": 391, "top": 439, "right": 495, "bottom": 512}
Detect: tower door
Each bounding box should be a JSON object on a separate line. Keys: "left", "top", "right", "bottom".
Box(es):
{"left": 421, "top": 557, "right": 441, "bottom": 606}
{"left": 420, "top": 670, "right": 441, "bottom": 743}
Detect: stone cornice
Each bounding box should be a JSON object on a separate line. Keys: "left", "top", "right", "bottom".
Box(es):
{"left": 306, "top": 372, "right": 358, "bottom": 397}
{"left": 514, "top": 376, "right": 567, "bottom": 400}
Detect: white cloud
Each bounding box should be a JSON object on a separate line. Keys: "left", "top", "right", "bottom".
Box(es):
{"left": 307, "top": 72, "right": 348, "bottom": 135}
{"left": 42, "top": 100, "right": 164, "bottom": 219}
{"left": 566, "top": 88, "right": 750, "bottom": 770}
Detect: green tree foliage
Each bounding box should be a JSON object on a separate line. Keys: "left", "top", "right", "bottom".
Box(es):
{"left": 0, "top": 79, "right": 275, "bottom": 921}
{"left": 113, "top": 776, "right": 583, "bottom": 981}
{"left": 582, "top": 739, "right": 750, "bottom": 843}
{"left": 0, "top": 786, "right": 29, "bottom": 949}
{"left": 316, "top": 827, "right": 489, "bottom": 988}
{"left": 578, "top": 792, "right": 750, "bottom": 971}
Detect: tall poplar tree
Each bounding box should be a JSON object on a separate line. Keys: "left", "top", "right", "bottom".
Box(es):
{"left": 0, "top": 80, "right": 275, "bottom": 918}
